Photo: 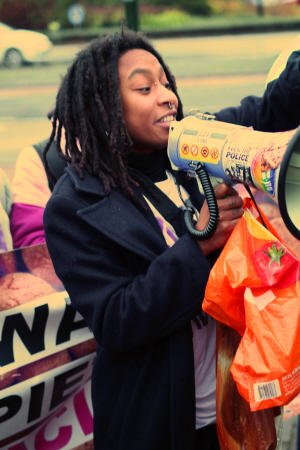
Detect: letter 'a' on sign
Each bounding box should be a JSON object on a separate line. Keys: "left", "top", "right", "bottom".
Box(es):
{"left": 167, "top": 113, "right": 300, "bottom": 240}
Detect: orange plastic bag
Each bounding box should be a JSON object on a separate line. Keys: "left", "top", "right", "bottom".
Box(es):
{"left": 215, "top": 322, "right": 279, "bottom": 450}
{"left": 203, "top": 199, "right": 300, "bottom": 411}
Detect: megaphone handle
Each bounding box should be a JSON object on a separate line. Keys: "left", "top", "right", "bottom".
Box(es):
{"left": 184, "top": 162, "right": 220, "bottom": 241}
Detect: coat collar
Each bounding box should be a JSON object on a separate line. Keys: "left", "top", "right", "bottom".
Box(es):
{"left": 65, "top": 164, "right": 204, "bottom": 209}
{"left": 66, "top": 165, "right": 106, "bottom": 196}
{"left": 64, "top": 166, "right": 168, "bottom": 261}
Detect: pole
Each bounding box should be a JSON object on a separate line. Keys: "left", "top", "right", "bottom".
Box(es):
{"left": 256, "top": 0, "right": 264, "bottom": 16}
{"left": 123, "top": 0, "right": 139, "bottom": 31}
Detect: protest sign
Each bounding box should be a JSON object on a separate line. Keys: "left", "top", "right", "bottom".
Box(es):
{"left": 0, "top": 243, "right": 95, "bottom": 450}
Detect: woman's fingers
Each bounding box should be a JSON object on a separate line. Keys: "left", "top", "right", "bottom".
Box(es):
{"left": 214, "top": 182, "right": 238, "bottom": 199}
{"left": 195, "top": 183, "right": 244, "bottom": 255}
{"left": 218, "top": 196, "right": 244, "bottom": 221}
{"left": 214, "top": 183, "right": 244, "bottom": 221}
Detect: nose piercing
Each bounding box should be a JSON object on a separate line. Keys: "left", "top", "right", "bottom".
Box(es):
{"left": 168, "top": 102, "right": 175, "bottom": 110}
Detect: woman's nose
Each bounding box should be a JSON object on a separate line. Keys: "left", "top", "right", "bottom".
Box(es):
{"left": 158, "top": 85, "right": 178, "bottom": 107}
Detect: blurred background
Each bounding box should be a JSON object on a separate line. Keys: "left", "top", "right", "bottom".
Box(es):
{"left": 1, "top": 0, "right": 300, "bottom": 36}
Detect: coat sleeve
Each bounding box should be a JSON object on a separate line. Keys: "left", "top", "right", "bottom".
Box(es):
{"left": 214, "top": 50, "right": 300, "bottom": 132}
{"left": 44, "top": 189, "right": 212, "bottom": 352}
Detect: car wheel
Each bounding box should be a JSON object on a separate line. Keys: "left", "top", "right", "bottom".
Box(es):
{"left": 3, "top": 48, "right": 23, "bottom": 68}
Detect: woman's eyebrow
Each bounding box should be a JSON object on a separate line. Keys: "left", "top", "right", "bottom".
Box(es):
{"left": 128, "top": 65, "right": 164, "bottom": 80}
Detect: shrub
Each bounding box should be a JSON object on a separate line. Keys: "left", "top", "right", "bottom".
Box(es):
{"left": 141, "top": 9, "right": 190, "bottom": 27}
{"left": 209, "top": 0, "right": 251, "bottom": 16}
{"left": 0, "top": 0, "right": 54, "bottom": 29}
{"left": 142, "top": 0, "right": 212, "bottom": 16}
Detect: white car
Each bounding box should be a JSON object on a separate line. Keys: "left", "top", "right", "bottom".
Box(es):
{"left": 0, "top": 22, "right": 53, "bottom": 68}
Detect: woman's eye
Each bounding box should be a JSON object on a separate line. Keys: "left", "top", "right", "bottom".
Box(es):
{"left": 137, "top": 87, "right": 150, "bottom": 92}
{"left": 136, "top": 83, "right": 172, "bottom": 92}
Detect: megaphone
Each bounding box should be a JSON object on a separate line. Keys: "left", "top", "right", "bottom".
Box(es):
{"left": 167, "top": 112, "right": 300, "bottom": 240}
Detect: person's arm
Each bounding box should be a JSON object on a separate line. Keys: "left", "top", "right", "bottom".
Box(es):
{"left": 215, "top": 50, "right": 300, "bottom": 132}
{"left": 10, "top": 146, "right": 51, "bottom": 249}
{"left": 0, "top": 168, "right": 13, "bottom": 252}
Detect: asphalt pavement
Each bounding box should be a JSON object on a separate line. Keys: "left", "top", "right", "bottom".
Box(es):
{"left": 282, "top": 416, "right": 298, "bottom": 450}
{"left": 45, "top": 30, "right": 300, "bottom": 67}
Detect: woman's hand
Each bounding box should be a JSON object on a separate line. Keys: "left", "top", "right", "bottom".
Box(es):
{"left": 196, "top": 183, "right": 244, "bottom": 256}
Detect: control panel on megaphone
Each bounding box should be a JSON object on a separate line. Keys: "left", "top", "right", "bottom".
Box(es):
{"left": 167, "top": 112, "right": 300, "bottom": 241}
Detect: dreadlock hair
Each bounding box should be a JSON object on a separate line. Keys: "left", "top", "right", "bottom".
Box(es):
{"left": 43, "top": 26, "right": 184, "bottom": 207}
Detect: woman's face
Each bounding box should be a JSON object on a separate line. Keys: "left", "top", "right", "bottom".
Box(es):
{"left": 118, "top": 49, "right": 178, "bottom": 154}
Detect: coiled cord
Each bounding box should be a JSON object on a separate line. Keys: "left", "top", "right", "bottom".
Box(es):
{"left": 183, "top": 162, "right": 219, "bottom": 241}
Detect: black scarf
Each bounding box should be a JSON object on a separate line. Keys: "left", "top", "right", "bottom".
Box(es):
{"left": 128, "top": 150, "right": 168, "bottom": 183}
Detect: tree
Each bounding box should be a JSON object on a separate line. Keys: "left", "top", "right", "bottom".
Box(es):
{"left": 0, "top": 0, "right": 54, "bottom": 29}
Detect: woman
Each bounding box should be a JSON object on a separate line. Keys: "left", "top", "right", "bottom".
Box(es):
{"left": 43, "top": 28, "right": 299, "bottom": 449}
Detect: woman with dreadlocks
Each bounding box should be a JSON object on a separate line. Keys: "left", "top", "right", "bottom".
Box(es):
{"left": 43, "top": 28, "right": 300, "bottom": 450}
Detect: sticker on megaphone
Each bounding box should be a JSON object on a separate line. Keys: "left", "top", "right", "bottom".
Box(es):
{"left": 167, "top": 113, "right": 300, "bottom": 240}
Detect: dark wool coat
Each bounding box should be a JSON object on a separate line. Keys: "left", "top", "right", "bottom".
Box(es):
{"left": 44, "top": 50, "right": 300, "bottom": 450}
{"left": 44, "top": 169, "right": 209, "bottom": 450}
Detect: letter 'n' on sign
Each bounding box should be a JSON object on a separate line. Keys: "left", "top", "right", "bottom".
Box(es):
{"left": 0, "top": 304, "right": 49, "bottom": 367}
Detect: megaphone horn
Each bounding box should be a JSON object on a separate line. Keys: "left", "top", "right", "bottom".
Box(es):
{"left": 167, "top": 113, "right": 300, "bottom": 240}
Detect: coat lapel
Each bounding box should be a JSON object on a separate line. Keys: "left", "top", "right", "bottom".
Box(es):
{"left": 66, "top": 166, "right": 168, "bottom": 261}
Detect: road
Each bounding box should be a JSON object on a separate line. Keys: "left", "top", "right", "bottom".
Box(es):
{"left": 0, "top": 30, "right": 299, "bottom": 181}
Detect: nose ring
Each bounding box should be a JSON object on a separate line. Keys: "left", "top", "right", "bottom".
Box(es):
{"left": 168, "top": 102, "right": 175, "bottom": 110}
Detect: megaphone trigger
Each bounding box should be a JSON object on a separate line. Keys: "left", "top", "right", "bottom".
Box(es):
{"left": 167, "top": 115, "right": 300, "bottom": 241}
